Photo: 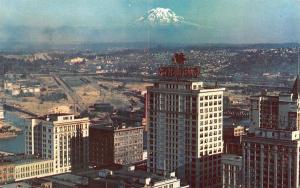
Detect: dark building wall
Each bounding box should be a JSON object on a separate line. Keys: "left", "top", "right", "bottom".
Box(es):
{"left": 89, "top": 127, "right": 114, "bottom": 168}
{"left": 260, "top": 96, "right": 279, "bottom": 129}
{"left": 223, "top": 127, "right": 244, "bottom": 155}
{"left": 71, "top": 127, "right": 89, "bottom": 171}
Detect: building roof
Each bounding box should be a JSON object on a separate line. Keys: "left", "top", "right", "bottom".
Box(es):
{"left": 42, "top": 173, "right": 88, "bottom": 187}
{"left": 0, "top": 182, "right": 32, "bottom": 188}
{"left": 91, "top": 121, "right": 143, "bottom": 132}
{"left": 222, "top": 154, "right": 242, "bottom": 161}
{"left": 93, "top": 166, "right": 183, "bottom": 187}
{"left": 34, "top": 114, "right": 89, "bottom": 124}
{"left": 221, "top": 154, "right": 242, "bottom": 166}
{"left": 0, "top": 154, "right": 51, "bottom": 166}
{"left": 38, "top": 113, "right": 73, "bottom": 121}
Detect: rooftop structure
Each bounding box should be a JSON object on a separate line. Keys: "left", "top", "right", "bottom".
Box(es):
{"left": 90, "top": 166, "right": 189, "bottom": 188}
{"left": 41, "top": 173, "right": 88, "bottom": 188}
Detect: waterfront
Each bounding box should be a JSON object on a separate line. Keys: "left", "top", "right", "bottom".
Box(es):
{"left": 0, "top": 111, "right": 30, "bottom": 154}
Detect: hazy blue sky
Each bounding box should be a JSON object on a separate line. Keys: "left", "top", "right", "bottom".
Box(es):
{"left": 1, "top": 0, "right": 300, "bottom": 45}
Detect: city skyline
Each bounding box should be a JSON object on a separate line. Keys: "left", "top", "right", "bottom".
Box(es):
{"left": 2, "top": 1, "right": 300, "bottom": 187}
{"left": 1, "top": 0, "right": 300, "bottom": 46}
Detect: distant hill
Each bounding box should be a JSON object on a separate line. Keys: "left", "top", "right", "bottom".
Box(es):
{"left": 221, "top": 48, "right": 298, "bottom": 75}
{"left": 1, "top": 42, "right": 300, "bottom": 53}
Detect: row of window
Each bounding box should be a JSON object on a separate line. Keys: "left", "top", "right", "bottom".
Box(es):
{"left": 200, "top": 95, "right": 222, "bottom": 100}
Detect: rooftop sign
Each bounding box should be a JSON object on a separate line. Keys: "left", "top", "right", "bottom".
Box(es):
{"left": 159, "top": 53, "right": 200, "bottom": 79}
{"left": 172, "top": 52, "right": 186, "bottom": 65}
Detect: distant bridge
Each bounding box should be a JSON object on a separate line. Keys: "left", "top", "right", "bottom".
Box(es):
{"left": 4, "top": 104, "right": 38, "bottom": 117}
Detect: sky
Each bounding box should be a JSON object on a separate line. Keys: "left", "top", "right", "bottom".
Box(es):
{"left": 1, "top": 0, "right": 300, "bottom": 46}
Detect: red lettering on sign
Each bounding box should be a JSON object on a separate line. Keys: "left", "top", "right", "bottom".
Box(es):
{"left": 159, "top": 66, "right": 200, "bottom": 78}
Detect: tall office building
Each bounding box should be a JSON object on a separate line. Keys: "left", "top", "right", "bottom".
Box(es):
{"left": 25, "top": 114, "right": 90, "bottom": 173}
{"left": 89, "top": 122, "right": 143, "bottom": 167}
{"left": 243, "top": 76, "right": 300, "bottom": 188}
{"left": 147, "top": 53, "right": 225, "bottom": 187}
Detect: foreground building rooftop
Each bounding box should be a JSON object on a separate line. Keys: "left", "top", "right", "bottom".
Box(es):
{"left": 90, "top": 166, "right": 189, "bottom": 188}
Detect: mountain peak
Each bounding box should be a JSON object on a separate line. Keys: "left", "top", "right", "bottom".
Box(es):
{"left": 138, "top": 7, "right": 184, "bottom": 25}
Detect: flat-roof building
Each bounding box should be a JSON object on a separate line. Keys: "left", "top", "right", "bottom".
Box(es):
{"left": 90, "top": 166, "right": 189, "bottom": 188}
{"left": 243, "top": 76, "right": 300, "bottom": 188}
{"left": 25, "top": 114, "right": 90, "bottom": 174}
{"left": 89, "top": 122, "right": 143, "bottom": 167}
{"left": 0, "top": 155, "right": 54, "bottom": 184}
{"left": 147, "top": 53, "right": 224, "bottom": 187}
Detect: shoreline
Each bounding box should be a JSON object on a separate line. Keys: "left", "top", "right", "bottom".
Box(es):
{"left": 0, "top": 133, "right": 18, "bottom": 139}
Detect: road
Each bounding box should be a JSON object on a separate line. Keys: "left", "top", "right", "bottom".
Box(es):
{"left": 52, "top": 75, "right": 87, "bottom": 113}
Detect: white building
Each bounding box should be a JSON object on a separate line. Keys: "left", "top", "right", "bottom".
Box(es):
{"left": 25, "top": 114, "right": 90, "bottom": 174}
{"left": 14, "top": 158, "right": 54, "bottom": 181}
{"left": 147, "top": 53, "right": 224, "bottom": 188}
{"left": 243, "top": 76, "right": 300, "bottom": 188}
{"left": 0, "top": 154, "right": 54, "bottom": 184}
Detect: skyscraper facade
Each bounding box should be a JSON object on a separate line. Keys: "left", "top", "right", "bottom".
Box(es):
{"left": 25, "top": 114, "right": 90, "bottom": 173}
{"left": 147, "top": 53, "right": 225, "bottom": 187}
{"left": 243, "top": 77, "right": 300, "bottom": 188}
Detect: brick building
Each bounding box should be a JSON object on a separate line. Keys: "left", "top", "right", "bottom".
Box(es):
{"left": 89, "top": 122, "right": 143, "bottom": 167}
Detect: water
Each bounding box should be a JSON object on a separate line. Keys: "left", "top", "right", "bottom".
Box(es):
{"left": 0, "top": 111, "right": 30, "bottom": 154}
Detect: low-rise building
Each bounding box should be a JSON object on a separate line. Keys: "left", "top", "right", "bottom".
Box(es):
{"left": 41, "top": 173, "right": 88, "bottom": 188}
{"left": 14, "top": 158, "right": 54, "bottom": 181}
{"left": 90, "top": 166, "right": 189, "bottom": 188}
{"left": 0, "top": 155, "right": 54, "bottom": 184}
{"left": 0, "top": 163, "right": 15, "bottom": 184}
{"left": 1, "top": 180, "right": 52, "bottom": 188}
{"left": 4, "top": 78, "right": 41, "bottom": 96}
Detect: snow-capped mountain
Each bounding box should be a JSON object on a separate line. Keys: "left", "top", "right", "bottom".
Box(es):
{"left": 138, "top": 8, "right": 184, "bottom": 25}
